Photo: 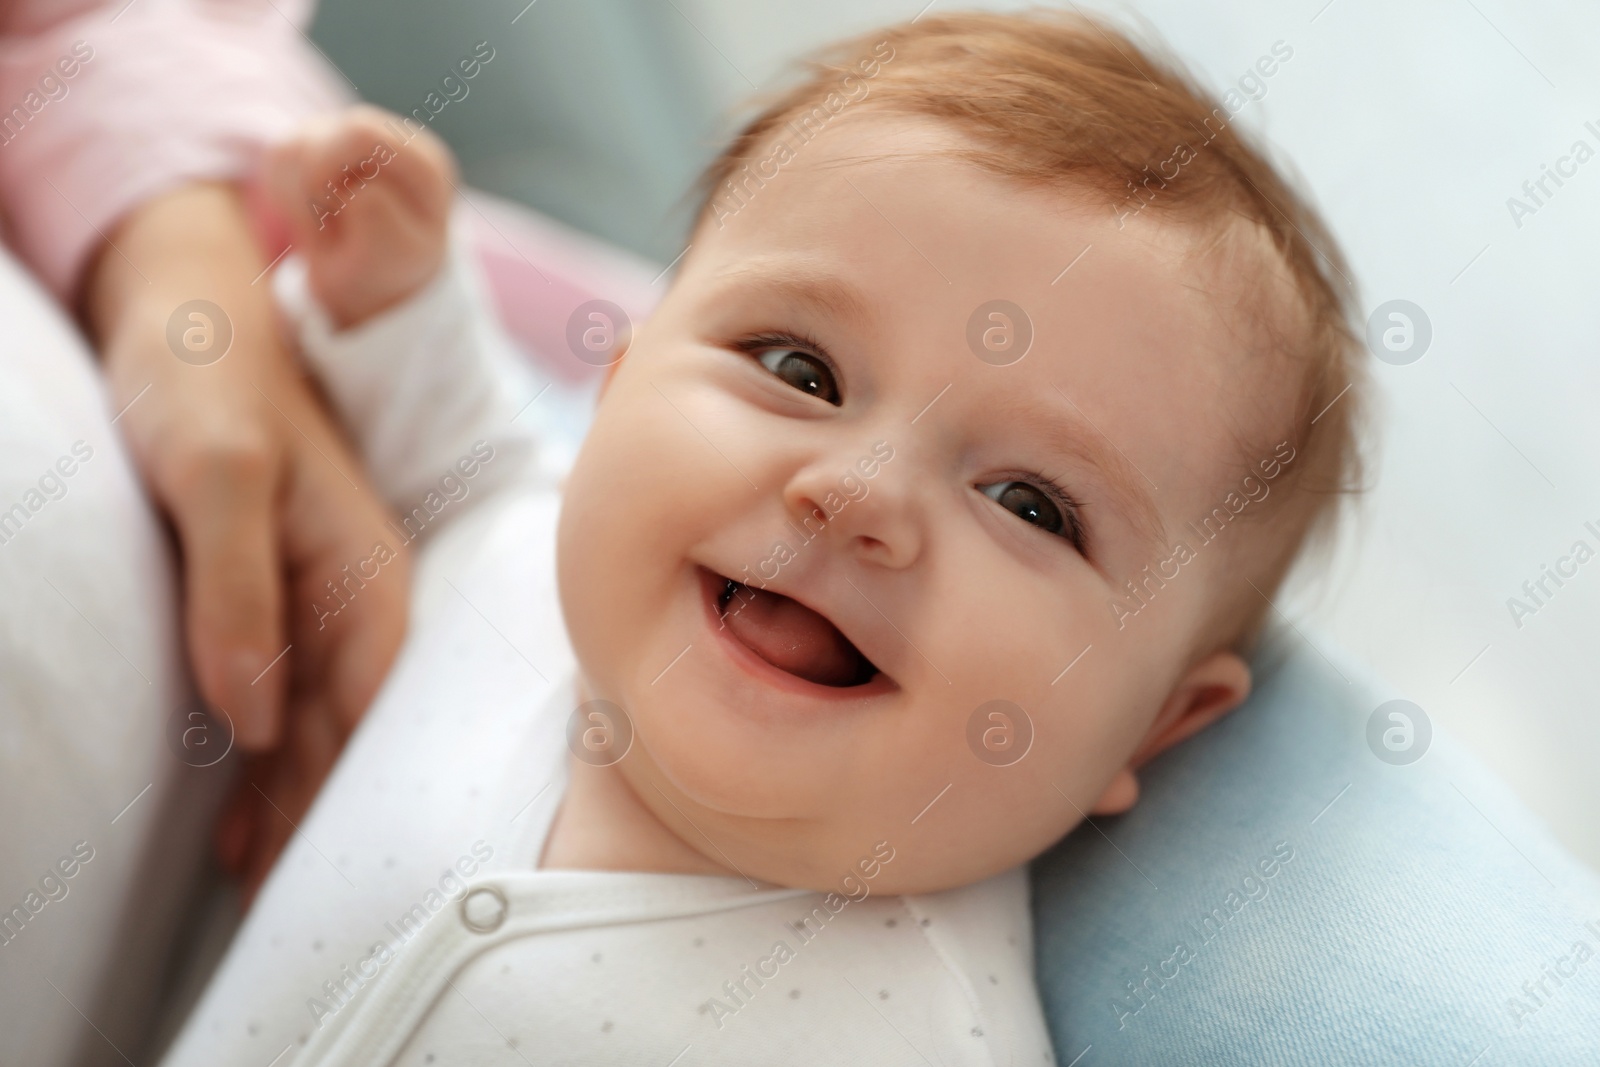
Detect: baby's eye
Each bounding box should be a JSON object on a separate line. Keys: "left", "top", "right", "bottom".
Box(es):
{"left": 981, "top": 480, "right": 1084, "bottom": 549}
{"left": 756, "top": 347, "right": 841, "bottom": 406}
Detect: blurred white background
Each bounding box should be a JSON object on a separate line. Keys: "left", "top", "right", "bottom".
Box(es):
{"left": 313, "top": 0, "right": 1600, "bottom": 870}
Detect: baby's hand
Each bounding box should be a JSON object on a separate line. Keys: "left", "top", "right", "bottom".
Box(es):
{"left": 265, "top": 105, "right": 457, "bottom": 330}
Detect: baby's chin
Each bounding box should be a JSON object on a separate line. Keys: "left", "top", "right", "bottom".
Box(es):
{"left": 732, "top": 832, "right": 1044, "bottom": 899}
{"left": 625, "top": 761, "right": 1064, "bottom": 898}
{"left": 613, "top": 683, "right": 1109, "bottom": 897}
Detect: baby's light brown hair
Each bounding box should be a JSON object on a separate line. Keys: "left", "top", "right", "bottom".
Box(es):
{"left": 690, "top": 9, "right": 1367, "bottom": 652}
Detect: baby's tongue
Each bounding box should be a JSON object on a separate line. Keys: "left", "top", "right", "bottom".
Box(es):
{"left": 723, "top": 584, "right": 869, "bottom": 687}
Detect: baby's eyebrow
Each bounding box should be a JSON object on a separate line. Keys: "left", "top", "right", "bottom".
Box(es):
{"left": 707, "top": 260, "right": 873, "bottom": 327}
{"left": 1021, "top": 391, "right": 1167, "bottom": 553}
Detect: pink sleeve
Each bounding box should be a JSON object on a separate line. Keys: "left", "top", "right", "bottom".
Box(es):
{"left": 0, "top": 0, "right": 348, "bottom": 303}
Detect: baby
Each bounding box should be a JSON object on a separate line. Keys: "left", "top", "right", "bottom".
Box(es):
{"left": 162, "top": 10, "right": 1363, "bottom": 1066}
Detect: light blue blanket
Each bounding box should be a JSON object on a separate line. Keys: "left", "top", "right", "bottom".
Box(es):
{"left": 1032, "top": 635, "right": 1600, "bottom": 1065}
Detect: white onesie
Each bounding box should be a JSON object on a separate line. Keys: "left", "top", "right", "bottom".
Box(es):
{"left": 157, "top": 226, "right": 1058, "bottom": 1067}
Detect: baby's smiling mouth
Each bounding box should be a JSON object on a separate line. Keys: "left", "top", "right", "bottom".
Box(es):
{"left": 711, "top": 571, "right": 880, "bottom": 688}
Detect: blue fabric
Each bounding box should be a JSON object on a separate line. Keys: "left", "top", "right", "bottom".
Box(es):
{"left": 1031, "top": 635, "right": 1600, "bottom": 1065}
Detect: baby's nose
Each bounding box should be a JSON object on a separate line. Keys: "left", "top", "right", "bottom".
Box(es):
{"left": 780, "top": 439, "right": 918, "bottom": 570}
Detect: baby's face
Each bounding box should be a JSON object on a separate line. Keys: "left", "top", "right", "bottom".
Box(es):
{"left": 557, "top": 115, "right": 1264, "bottom": 894}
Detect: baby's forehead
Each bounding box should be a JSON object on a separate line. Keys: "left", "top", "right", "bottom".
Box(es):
{"left": 697, "top": 117, "right": 1189, "bottom": 304}
{"left": 702, "top": 113, "right": 1286, "bottom": 329}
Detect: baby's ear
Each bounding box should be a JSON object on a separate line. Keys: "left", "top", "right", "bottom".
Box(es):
{"left": 1088, "top": 650, "right": 1252, "bottom": 816}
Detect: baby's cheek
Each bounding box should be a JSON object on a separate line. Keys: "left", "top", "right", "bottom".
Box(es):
{"left": 590, "top": 384, "right": 708, "bottom": 521}
{"left": 1033, "top": 657, "right": 1148, "bottom": 793}
{"left": 556, "top": 401, "right": 689, "bottom": 655}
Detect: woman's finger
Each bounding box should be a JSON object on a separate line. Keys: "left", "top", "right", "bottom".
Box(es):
{"left": 161, "top": 431, "right": 288, "bottom": 750}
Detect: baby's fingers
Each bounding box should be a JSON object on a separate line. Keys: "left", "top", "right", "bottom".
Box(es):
{"left": 265, "top": 110, "right": 391, "bottom": 242}
{"left": 369, "top": 117, "right": 458, "bottom": 221}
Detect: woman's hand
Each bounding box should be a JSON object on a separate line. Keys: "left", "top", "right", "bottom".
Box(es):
{"left": 85, "top": 181, "right": 411, "bottom": 898}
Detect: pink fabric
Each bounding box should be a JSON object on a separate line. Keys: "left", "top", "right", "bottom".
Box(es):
{"left": 463, "top": 189, "right": 661, "bottom": 384}
{"left": 0, "top": 0, "right": 662, "bottom": 379}
{"left": 0, "top": 0, "right": 345, "bottom": 302}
